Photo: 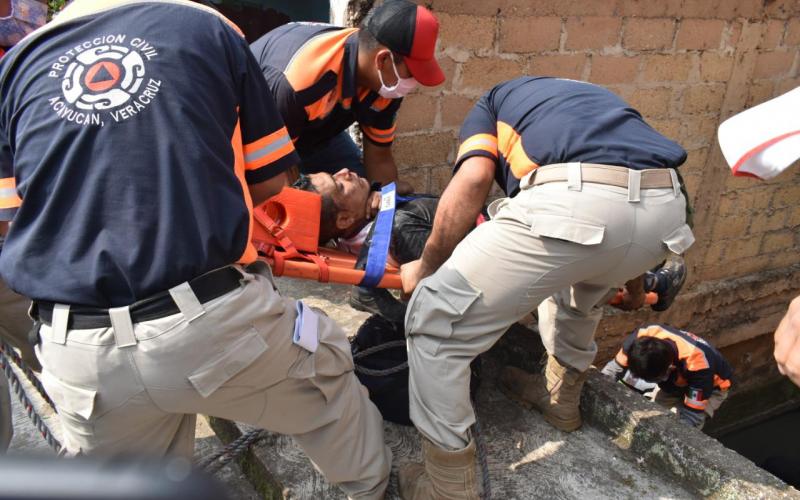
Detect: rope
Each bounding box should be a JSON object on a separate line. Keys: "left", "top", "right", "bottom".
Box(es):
{"left": 352, "top": 340, "right": 408, "bottom": 376}
{"left": 0, "top": 338, "right": 55, "bottom": 409}
{"left": 354, "top": 362, "right": 408, "bottom": 377}
{"left": 471, "top": 402, "right": 492, "bottom": 500}
{"left": 0, "top": 343, "right": 62, "bottom": 454}
{"left": 195, "top": 428, "right": 267, "bottom": 474}
{"left": 0, "top": 337, "right": 262, "bottom": 472}
{"left": 351, "top": 340, "right": 406, "bottom": 359}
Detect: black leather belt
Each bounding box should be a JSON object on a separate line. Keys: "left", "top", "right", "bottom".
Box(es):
{"left": 33, "top": 266, "right": 243, "bottom": 330}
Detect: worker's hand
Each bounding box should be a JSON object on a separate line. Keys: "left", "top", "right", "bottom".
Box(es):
{"left": 775, "top": 295, "right": 800, "bottom": 386}
{"left": 400, "top": 259, "right": 432, "bottom": 300}
{"left": 366, "top": 191, "right": 381, "bottom": 220}
{"left": 677, "top": 407, "right": 706, "bottom": 429}
{"left": 614, "top": 275, "right": 646, "bottom": 311}
{"left": 600, "top": 359, "right": 625, "bottom": 379}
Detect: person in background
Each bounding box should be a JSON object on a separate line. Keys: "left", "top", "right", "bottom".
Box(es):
{"left": 250, "top": 0, "right": 444, "bottom": 195}
{"left": 601, "top": 323, "right": 733, "bottom": 429}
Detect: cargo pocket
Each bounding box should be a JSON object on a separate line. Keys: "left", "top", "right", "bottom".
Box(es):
{"left": 287, "top": 316, "right": 355, "bottom": 404}
{"left": 662, "top": 224, "right": 695, "bottom": 254}
{"left": 406, "top": 267, "right": 481, "bottom": 356}
{"left": 531, "top": 214, "right": 605, "bottom": 245}
{"left": 40, "top": 370, "right": 97, "bottom": 420}
{"left": 188, "top": 327, "right": 268, "bottom": 398}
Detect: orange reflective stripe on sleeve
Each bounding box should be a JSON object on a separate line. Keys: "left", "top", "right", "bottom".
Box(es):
{"left": 244, "top": 126, "right": 295, "bottom": 171}
{"left": 684, "top": 387, "right": 707, "bottom": 411}
{"left": 362, "top": 124, "right": 396, "bottom": 144}
{"left": 457, "top": 133, "right": 498, "bottom": 160}
{"left": 0, "top": 178, "right": 22, "bottom": 209}
{"left": 684, "top": 397, "right": 707, "bottom": 411}
{"left": 497, "top": 121, "right": 538, "bottom": 179}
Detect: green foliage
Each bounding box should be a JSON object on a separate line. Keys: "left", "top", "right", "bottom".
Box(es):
{"left": 47, "top": 0, "right": 67, "bottom": 20}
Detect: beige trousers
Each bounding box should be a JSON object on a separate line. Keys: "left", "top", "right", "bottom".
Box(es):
{"left": 0, "top": 277, "right": 35, "bottom": 452}
{"left": 35, "top": 262, "right": 390, "bottom": 499}
{"left": 406, "top": 168, "right": 695, "bottom": 449}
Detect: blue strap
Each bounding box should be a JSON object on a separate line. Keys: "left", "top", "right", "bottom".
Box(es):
{"left": 396, "top": 193, "right": 436, "bottom": 203}
{"left": 360, "top": 183, "right": 397, "bottom": 287}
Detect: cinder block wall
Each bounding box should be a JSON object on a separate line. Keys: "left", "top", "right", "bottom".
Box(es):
{"left": 383, "top": 0, "right": 800, "bottom": 390}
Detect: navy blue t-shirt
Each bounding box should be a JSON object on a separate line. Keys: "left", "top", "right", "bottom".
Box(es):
{"left": 0, "top": 0, "right": 299, "bottom": 307}
{"left": 250, "top": 23, "right": 401, "bottom": 156}
{"left": 615, "top": 324, "right": 733, "bottom": 412}
{"left": 456, "top": 77, "right": 687, "bottom": 196}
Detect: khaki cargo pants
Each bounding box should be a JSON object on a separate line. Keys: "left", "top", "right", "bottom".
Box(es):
{"left": 35, "top": 262, "right": 391, "bottom": 499}
{"left": 406, "top": 166, "right": 695, "bottom": 449}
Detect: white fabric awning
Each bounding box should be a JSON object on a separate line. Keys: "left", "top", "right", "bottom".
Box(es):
{"left": 718, "top": 86, "right": 800, "bottom": 179}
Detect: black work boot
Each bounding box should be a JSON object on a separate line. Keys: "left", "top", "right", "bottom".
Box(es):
{"left": 349, "top": 286, "right": 407, "bottom": 324}
{"left": 645, "top": 254, "right": 687, "bottom": 312}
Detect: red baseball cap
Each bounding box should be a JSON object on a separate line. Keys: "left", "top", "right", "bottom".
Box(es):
{"left": 365, "top": 0, "right": 444, "bottom": 87}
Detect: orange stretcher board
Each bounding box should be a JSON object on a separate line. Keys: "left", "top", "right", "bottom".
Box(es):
{"left": 250, "top": 186, "right": 656, "bottom": 304}
{"left": 251, "top": 186, "right": 402, "bottom": 289}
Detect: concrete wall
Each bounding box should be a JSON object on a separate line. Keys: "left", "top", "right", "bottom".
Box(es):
{"left": 379, "top": 0, "right": 800, "bottom": 389}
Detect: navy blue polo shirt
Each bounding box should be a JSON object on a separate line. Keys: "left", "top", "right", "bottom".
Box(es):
{"left": 456, "top": 77, "right": 687, "bottom": 196}
{"left": 0, "top": 0, "right": 299, "bottom": 307}
{"left": 615, "top": 324, "right": 733, "bottom": 411}
{"left": 250, "top": 23, "right": 401, "bottom": 157}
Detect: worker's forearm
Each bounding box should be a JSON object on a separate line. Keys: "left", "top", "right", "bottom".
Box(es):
{"left": 248, "top": 171, "right": 288, "bottom": 206}
{"left": 419, "top": 157, "right": 495, "bottom": 274}
{"left": 364, "top": 146, "right": 399, "bottom": 185}
{"left": 0, "top": 221, "right": 8, "bottom": 238}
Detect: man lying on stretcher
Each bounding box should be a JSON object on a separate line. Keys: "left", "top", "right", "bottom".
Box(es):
{"left": 293, "top": 168, "right": 686, "bottom": 324}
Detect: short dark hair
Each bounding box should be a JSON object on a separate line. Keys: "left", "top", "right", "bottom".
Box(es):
{"left": 627, "top": 337, "right": 675, "bottom": 382}
{"left": 358, "top": 21, "right": 382, "bottom": 52}
{"left": 292, "top": 174, "right": 339, "bottom": 244}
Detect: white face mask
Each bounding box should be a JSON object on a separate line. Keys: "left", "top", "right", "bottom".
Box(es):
{"left": 377, "top": 52, "right": 418, "bottom": 99}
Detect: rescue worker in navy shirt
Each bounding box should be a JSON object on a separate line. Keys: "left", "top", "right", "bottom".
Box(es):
{"left": 601, "top": 324, "right": 733, "bottom": 429}
{"left": 250, "top": 0, "right": 444, "bottom": 196}
{"left": 0, "top": 1, "right": 391, "bottom": 497}
{"left": 398, "top": 77, "right": 695, "bottom": 499}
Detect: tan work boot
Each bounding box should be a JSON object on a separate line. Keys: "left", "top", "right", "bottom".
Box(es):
{"left": 500, "top": 355, "right": 588, "bottom": 432}
{"left": 398, "top": 437, "right": 479, "bottom": 500}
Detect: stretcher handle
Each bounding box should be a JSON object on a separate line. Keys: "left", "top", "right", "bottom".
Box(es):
{"left": 262, "top": 256, "right": 402, "bottom": 289}
{"left": 608, "top": 290, "right": 658, "bottom": 306}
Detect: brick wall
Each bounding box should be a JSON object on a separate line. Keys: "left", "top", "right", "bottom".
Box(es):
{"left": 362, "top": 0, "right": 800, "bottom": 387}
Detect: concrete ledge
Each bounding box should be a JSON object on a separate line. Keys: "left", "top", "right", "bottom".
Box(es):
{"left": 209, "top": 356, "right": 695, "bottom": 498}
{"left": 581, "top": 369, "right": 800, "bottom": 499}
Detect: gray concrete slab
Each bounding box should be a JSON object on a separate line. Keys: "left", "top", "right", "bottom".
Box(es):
{"left": 213, "top": 276, "right": 696, "bottom": 499}
{"left": 218, "top": 355, "right": 695, "bottom": 499}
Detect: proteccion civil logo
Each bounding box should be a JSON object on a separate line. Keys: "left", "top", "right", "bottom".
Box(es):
{"left": 46, "top": 34, "right": 162, "bottom": 127}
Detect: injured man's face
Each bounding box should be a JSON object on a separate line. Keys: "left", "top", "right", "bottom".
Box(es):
{"left": 307, "top": 168, "right": 375, "bottom": 240}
